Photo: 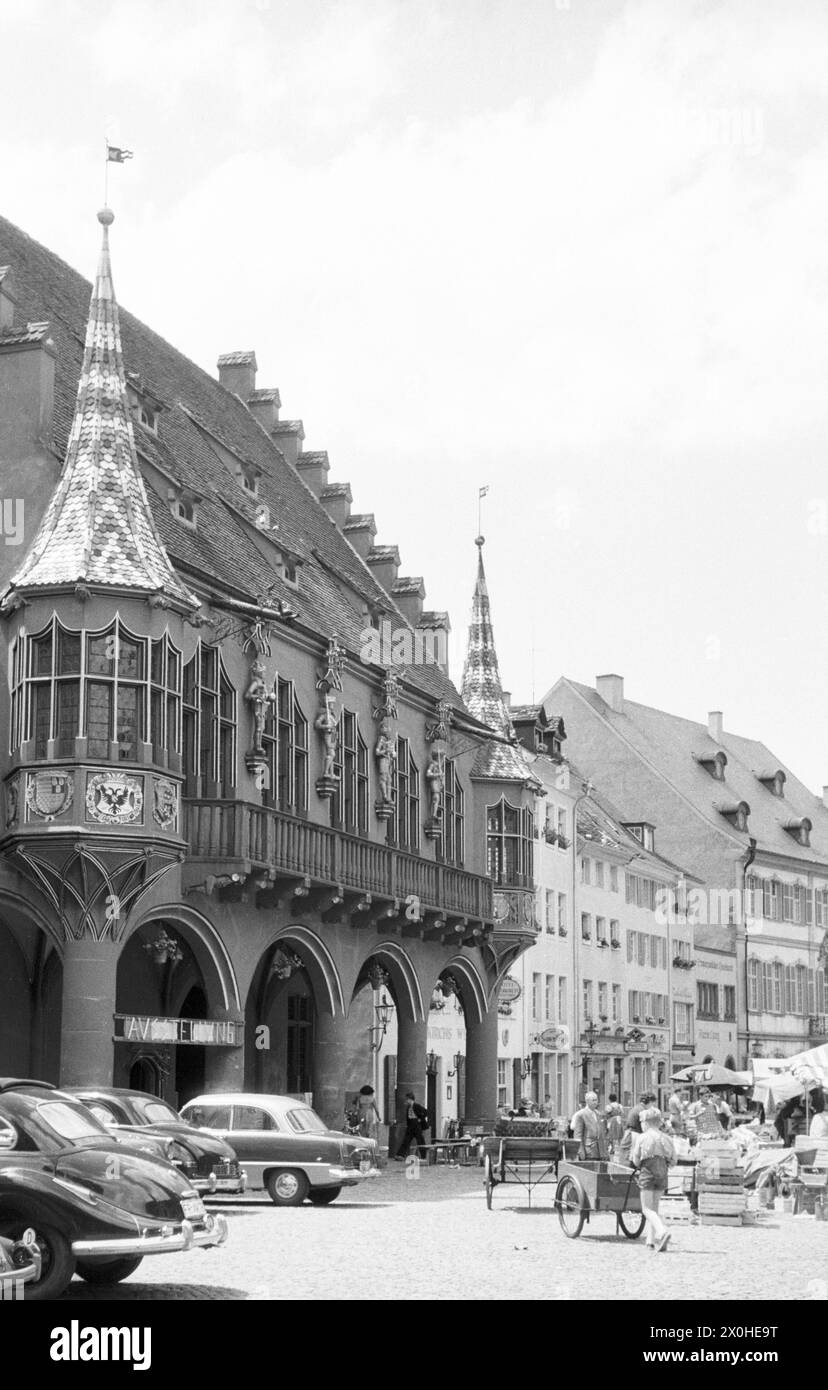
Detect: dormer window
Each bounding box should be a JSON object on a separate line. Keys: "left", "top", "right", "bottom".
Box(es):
{"left": 126, "top": 373, "right": 163, "bottom": 436}
{"left": 240, "top": 462, "right": 259, "bottom": 495}
{"left": 758, "top": 769, "right": 786, "bottom": 798}
{"left": 784, "top": 818, "right": 812, "bottom": 848}
{"left": 624, "top": 822, "right": 655, "bottom": 852}
{"left": 255, "top": 504, "right": 271, "bottom": 530}
{"left": 282, "top": 558, "right": 298, "bottom": 587}
{"left": 717, "top": 800, "right": 750, "bottom": 833}
{"left": 696, "top": 750, "right": 727, "bottom": 781}
{"left": 168, "top": 485, "right": 201, "bottom": 530}
{"left": 139, "top": 404, "right": 158, "bottom": 433}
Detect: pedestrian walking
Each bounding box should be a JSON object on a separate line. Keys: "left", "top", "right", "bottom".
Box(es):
{"left": 395, "top": 1091, "right": 429, "bottom": 1160}
{"left": 572, "top": 1092, "right": 608, "bottom": 1161}
{"left": 605, "top": 1095, "right": 625, "bottom": 1155}
{"left": 617, "top": 1090, "right": 657, "bottom": 1164}
{"left": 356, "top": 1085, "right": 381, "bottom": 1141}
{"left": 631, "top": 1106, "right": 676, "bottom": 1252}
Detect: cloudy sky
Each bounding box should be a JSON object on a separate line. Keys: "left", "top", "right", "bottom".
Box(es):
{"left": 5, "top": 0, "right": 828, "bottom": 787}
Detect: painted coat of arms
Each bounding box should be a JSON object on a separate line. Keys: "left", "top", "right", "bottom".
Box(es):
{"left": 26, "top": 771, "right": 74, "bottom": 822}
{"left": 152, "top": 778, "right": 179, "bottom": 831}
{"left": 86, "top": 772, "right": 143, "bottom": 825}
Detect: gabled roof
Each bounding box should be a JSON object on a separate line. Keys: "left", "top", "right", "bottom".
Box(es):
{"left": 10, "top": 211, "right": 197, "bottom": 608}
{"left": 0, "top": 213, "right": 464, "bottom": 707}
{"left": 549, "top": 676, "right": 828, "bottom": 865}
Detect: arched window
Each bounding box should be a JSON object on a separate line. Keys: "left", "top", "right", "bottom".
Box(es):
{"left": 331, "top": 709, "right": 368, "bottom": 834}
{"left": 393, "top": 737, "right": 419, "bottom": 851}
{"left": 441, "top": 758, "right": 464, "bottom": 866}
{"left": 747, "top": 958, "right": 760, "bottom": 1012}
{"left": 182, "top": 644, "right": 236, "bottom": 797}
{"left": 486, "top": 797, "right": 534, "bottom": 887}
{"left": 261, "top": 677, "right": 308, "bottom": 814}
{"left": 13, "top": 617, "right": 183, "bottom": 765}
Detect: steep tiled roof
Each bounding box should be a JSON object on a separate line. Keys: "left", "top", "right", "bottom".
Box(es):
{"left": 554, "top": 677, "right": 828, "bottom": 865}
{"left": 0, "top": 213, "right": 464, "bottom": 706}
{"left": 10, "top": 211, "right": 197, "bottom": 608}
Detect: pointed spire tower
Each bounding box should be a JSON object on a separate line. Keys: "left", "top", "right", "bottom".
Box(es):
{"left": 461, "top": 535, "right": 533, "bottom": 782}
{"left": 10, "top": 209, "right": 197, "bottom": 609}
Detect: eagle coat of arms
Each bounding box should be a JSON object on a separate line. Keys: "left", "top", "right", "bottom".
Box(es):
{"left": 86, "top": 773, "right": 143, "bottom": 825}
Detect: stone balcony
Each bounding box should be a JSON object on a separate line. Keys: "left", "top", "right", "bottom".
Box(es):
{"left": 182, "top": 799, "right": 501, "bottom": 946}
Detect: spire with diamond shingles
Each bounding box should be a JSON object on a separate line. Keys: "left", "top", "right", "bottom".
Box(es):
{"left": 461, "top": 536, "right": 532, "bottom": 782}
{"left": 11, "top": 210, "right": 198, "bottom": 608}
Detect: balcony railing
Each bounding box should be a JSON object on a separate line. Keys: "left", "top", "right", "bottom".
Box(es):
{"left": 183, "top": 799, "right": 493, "bottom": 923}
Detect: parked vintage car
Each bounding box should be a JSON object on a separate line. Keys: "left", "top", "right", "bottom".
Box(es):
{"left": 0, "top": 1227, "right": 41, "bottom": 1297}
{"left": 180, "top": 1092, "right": 379, "bottom": 1206}
{"left": 0, "top": 1080, "right": 228, "bottom": 1299}
{"left": 68, "top": 1087, "right": 246, "bottom": 1196}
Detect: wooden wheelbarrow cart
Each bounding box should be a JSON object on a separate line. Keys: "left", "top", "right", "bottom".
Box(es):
{"left": 482, "top": 1136, "right": 580, "bottom": 1209}
{"left": 554, "top": 1159, "right": 646, "bottom": 1239}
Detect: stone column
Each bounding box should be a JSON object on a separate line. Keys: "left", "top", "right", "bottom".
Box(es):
{"left": 59, "top": 936, "right": 120, "bottom": 1087}
{"left": 313, "top": 1010, "right": 349, "bottom": 1131}
{"left": 464, "top": 1004, "right": 498, "bottom": 1129}
{"left": 204, "top": 1007, "right": 245, "bottom": 1092}
{"left": 393, "top": 1013, "right": 428, "bottom": 1156}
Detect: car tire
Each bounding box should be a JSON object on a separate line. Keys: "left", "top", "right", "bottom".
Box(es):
{"left": 307, "top": 1187, "right": 342, "bottom": 1205}
{"left": 265, "top": 1169, "right": 310, "bottom": 1206}
{"left": 0, "top": 1221, "right": 75, "bottom": 1300}
{"left": 76, "top": 1256, "right": 143, "bottom": 1285}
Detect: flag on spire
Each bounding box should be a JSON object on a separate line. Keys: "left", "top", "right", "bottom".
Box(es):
{"left": 107, "top": 144, "right": 133, "bottom": 163}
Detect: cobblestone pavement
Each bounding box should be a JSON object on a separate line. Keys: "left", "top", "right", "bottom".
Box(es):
{"left": 57, "top": 1166, "right": 828, "bottom": 1301}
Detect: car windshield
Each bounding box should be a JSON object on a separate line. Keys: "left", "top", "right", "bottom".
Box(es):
{"left": 285, "top": 1107, "right": 327, "bottom": 1135}
{"left": 131, "top": 1098, "right": 181, "bottom": 1125}
{"left": 37, "top": 1101, "right": 107, "bottom": 1142}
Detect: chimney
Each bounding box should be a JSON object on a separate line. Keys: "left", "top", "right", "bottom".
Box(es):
{"left": 296, "top": 450, "right": 330, "bottom": 498}
{"left": 0, "top": 267, "right": 17, "bottom": 330}
{"left": 417, "top": 611, "right": 451, "bottom": 678}
{"left": 343, "top": 513, "right": 377, "bottom": 559}
{"left": 270, "top": 419, "right": 304, "bottom": 467}
{"left": 366, "top": 545, "right": 401, "bottom": 595}
{"left": 708, "top": 711, "right": 724, "bottom": 743}
{"left": 320, "top": 481, "right": 352, "bottom": 529}
{"left": 502, "top": 690, "right": 511, "bottom": 711}
{"left": 246, "top": 386, "right": 281, "bottom": 433}
{"left": 596, "top": 673, "right": 624, "bottom": 713}
{"left": 217, "top": 350, "right": 257, "bottom": 399}
{"left": 392, "top": 576, "right": 425, "bottom": 627}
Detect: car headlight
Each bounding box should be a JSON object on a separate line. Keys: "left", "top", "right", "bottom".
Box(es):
{"left": 165, "top": 1140, "right": 192, "bottom": 1168}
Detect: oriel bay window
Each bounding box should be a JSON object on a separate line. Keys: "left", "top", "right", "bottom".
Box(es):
{"left": 182, "top": 644, "right": 236, "bottom": 797}
{"left": 331, "top": 709, "right": 368, "bottom": 834}
{"left": 261, "top": 677, "right": 308, "bottom": 813}
{"left": 486, "top": 796, "right": 534, "bottom": 887}
{"left": 11, "top": 617, "right": 182, "bottom": 764}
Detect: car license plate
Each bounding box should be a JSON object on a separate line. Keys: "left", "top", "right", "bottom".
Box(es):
{"left": 181, "top": 1197, "right": 205, "bottom": 1219}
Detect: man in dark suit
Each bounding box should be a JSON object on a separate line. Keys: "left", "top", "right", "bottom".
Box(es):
{"left": 396, "top": 1091, "right": 429, "bottom": 1159}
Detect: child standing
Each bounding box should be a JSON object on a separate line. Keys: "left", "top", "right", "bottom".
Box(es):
{"left": 631, "top": 1106, "right": 676, "bottom": 1252}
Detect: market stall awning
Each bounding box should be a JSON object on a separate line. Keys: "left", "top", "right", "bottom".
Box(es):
{"left": 671, "top": 1063, "right": 752, "bottom": 1088}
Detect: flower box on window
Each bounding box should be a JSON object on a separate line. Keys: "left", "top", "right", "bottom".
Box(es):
{"left": 557, "top": 835, "right": 570, "bottom": 849}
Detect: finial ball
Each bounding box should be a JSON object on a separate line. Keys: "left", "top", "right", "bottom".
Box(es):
{"left": 475, "top": 534, "right": 485, "bottom": 548}
{"left": 97, "top": 207, "right": 115, "bottom": 227}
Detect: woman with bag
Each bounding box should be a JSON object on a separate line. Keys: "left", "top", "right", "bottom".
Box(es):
{"left": 631, "top": 1106, "right": 676, "bottom": 1253}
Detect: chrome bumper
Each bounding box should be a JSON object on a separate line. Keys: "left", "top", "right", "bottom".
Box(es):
{"left": 328, "top": 1165, "right": 380, "bottom": 1184}
{"left": 72, "top": 1213, "right": 228, "bottom": 1259}
{"left": 192, "top": 1172, "right": 246, "bottom": 1195}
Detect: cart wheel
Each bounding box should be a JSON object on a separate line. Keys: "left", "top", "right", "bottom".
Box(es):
{"left": 484, "top": 1154, "right": 495, "bottom": 1210}
{"left": 617, "top": 1209, "right": 646, "bottom": 1240}
{"left": 556, "top": 1175, "right": 587, "bottom": 1238}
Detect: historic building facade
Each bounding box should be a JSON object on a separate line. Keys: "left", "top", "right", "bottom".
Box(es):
{"left": 543, "top": 674, "right": 828, "bottom": 1067}
{"left": 0, "top": 210, "right": 539, "bottom": 1139}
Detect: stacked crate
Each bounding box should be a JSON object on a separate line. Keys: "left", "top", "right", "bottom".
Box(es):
{"left": 696, "top": 1138, "right": 746, "bottom": 1226}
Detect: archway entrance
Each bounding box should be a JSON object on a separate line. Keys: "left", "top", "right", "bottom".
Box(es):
{"left": 174, "top": 986, "right": 207, "bottom": 1104}
{"left": 245, "top": 943, "right": 317, "bottom": 1098}
{"left": 0, "top": 909, "right": 62, "bottom": 1082}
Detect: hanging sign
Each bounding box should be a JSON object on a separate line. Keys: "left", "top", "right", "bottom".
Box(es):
{"left": 499, "top": 976, "right": 522, "bottom": 1004}
{"left": 536, "top": 1026, "right": 570, "bottom": 1051}
{"left": 114, "top": 1015, "right": 240, "bottom": 1047}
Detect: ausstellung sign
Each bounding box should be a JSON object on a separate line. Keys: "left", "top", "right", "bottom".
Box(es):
{"left": 113, "top": 1015, "right": 239, "bottom": 1046}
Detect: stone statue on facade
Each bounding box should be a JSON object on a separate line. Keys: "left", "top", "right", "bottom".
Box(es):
{"left": 425, "top": 747, "right": 444, "bottom": 839}
{"left": 374, "top": 717, "right": 397, "bottom": 819}
{"left": 315, "top": 692, "right": 340, "bottom": 795}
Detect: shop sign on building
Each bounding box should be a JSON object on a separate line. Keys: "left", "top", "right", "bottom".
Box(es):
{"left": 113, "top": 1015, "right": 240, "bottom": 1046}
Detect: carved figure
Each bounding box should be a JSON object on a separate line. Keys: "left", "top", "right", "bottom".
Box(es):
{"left": 244, "top": 658, "right": 275, "bottom": 755}
{"left": 426, "top": 748, "right": 444, "bottom": 821}
{"left": 315, "top": 693, "right": 340, "bottom": 780}
{"left": 375, "top": 719, "right": 397, "bottom": 804}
